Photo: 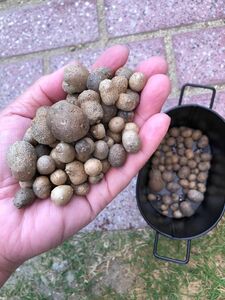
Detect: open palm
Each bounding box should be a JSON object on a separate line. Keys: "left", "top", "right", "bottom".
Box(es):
{"left": 0, "top": 45, "right": 171, "bottom": 281}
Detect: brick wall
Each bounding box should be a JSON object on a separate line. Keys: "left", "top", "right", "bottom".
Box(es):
{"left": 0, "top": 0, "right": 225, "bottom": 230}
{"left": 1, "top": 0, "right": 225, "bottom": 111}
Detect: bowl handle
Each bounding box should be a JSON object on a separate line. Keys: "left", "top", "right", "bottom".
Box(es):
{"left": 178, "top": 83, "right": 216, "bottom": 109}
{"left": 153, "top": 232, "right": 191, "bottom": 265}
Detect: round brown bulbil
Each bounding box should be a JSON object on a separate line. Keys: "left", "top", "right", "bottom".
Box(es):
{"left": 197, "top": 183, "right": 206, "bottom": 193}
{"left": 192, "top": 129, "right": 202, "bottom": 141}
{"left": 162, "top": 171, "right": 174, "bottom": 182}
{"left": 188, "top": 160, "right": 197, "bottom": 169}
{"left": 188, "top": 174, "right": 197, "bottom": 181}
{"left": 169, "top": 127, "right": 180, "bottom": 137}
{"left": 184, "top": 137, "right": 193, "bottom": 148}
{"left": 179, "top": 157, "right": 188, "bottom": 166}
{"left": 65, "top": 161, "right": 87, "bottom": 185}
{"left": 50, "top": 169, "right": 67, "bottom": 186}
{"left": 173, "top": 210, "right": 183, "bottom": 219}
{"left": 37, "top": 155, "right": 56, "bottom": 175}
{"left": 33, "top": 176, "right": 51, "bottom": 199}
{"left": 87, "top": 67, "right": 113, "bottom": 92}
{"left": 101, "top": 160, "right": 110, "bottom": 173}
{"left": 180, "top": 201, "right": 195, "bottom": 217}
{"left": 51, "top": 185, "right": 73, "bottom": 206}
{"left": 178, "top": 166, "right": 190, "bottom": 179}
{"left": 167, "top": 137, "right": 176, "bottom": 146}
{"left": 102, "top": 104, "right": 117, "bottom": 124}
{"left": 77, "top": 89, "right": 100, "bottom": 106}
{"left": 47, "top": 100, "right": 89, "bottom": 143}
{"left": 185, "top": 149, "right": 194, "bottom": 159}
{"left": 149, "top": 170, "right": 165, "bottom": 192}
{"left": 54, "top": 142, "right": 76, "bottom": 163}
{"left": 109, "top": 117, "right": 125, "bottom": 133}
{"left": 197, "top": 172, "right": 208, "bottom": 183}
{"left": 80, "top": 100, "right": 103, "bottom": 125}
{"left": 62, "top": 63, "right": 89, "bottom": 94}
{"left": 7, "top": 141, "right": 37, "bottom": 181}
{"left": 122, "top": 130, "right": 141, "bottom": 153}
{"left": 31, "top": 106, "right": 56, "bottom": 145}
{"left": 201, "top": 153, "right": 212, "bottom": 162}
{"left": 75, "top": 137, "right": 95, "bottom": 162}
{"left": 167, "top": 182, "right": 180, "bottom": 192}
{"left": 90, "top": 123, "right": 106, "bottom": 139}
{"left": 162, "top": 194, "right": 172, "bottom": 205}
{"left": 108, "top": 144, "right": 126, "bottom": 167}
{"left": 147, "top": 193, "right": 157, "bottom": 201}
{"left": 179, "top": 179, "right": 189, "bottom": 188}
{"left": 129, "top": 72, "right": 147, "bottom": 92}
{"left": 99, "top": 79, "right": 119, "bottom": 105}
{"left": 115, "top": 67, "right": 133, "bottom": 79}
{"left": 112, "top": 76, "right": 128, "bottom": 93}
{"left": 117, "top": 110, "right": 134, "bottom": 122}
{"left": 165, "top": 151, "right": 173, "bottom": 157}
{"left": 198, "top": 135, "right": 209, "bottom": 148}
{"left": 116, "top": 90, "right": 139, "bottom": 111}
{"left": 93, "top": 141, "right": 109, "bottom": 160}
{"left": 181, "top": 128, "right": 193, "bottom": 138}
{"left": 72, "top": 182, "right": 90, "bottom": 196}
{"left": 198, "top": 162, "right": 211, "bottom": 172}
{"left": 189, "top": 181, "right": 197, "bottom": 189}
{"left": 13, "top": 188, "right": 35, "bottom": 208}
{"left": 187, "top": 189, "right": 204, "bottom": 202}
{"left": 159, "top": 165, "right": 166, "bottom": 172}
{"left": 84, "top": 158, "right": 102, "bottom": 176}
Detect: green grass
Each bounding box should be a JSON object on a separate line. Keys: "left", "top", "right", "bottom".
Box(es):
{"left": 1, "top": 220, "right": 224, "bottom": 300}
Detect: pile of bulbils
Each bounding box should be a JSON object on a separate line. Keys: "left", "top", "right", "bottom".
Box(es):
{"left": 7, "top": 62, "right": 147, "bottom": 208}
{"left": 148, "top": 126, "right": 211, "bottom": 218}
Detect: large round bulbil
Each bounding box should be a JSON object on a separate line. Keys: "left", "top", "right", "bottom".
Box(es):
{"left": 7, "top": 141, "right": 37, "bottom": 181}
{"left": 47, "top": 101, "right": 89, "bottom": 142}
{"left": 7, "top": 58, "right": 144, "bottom": 208}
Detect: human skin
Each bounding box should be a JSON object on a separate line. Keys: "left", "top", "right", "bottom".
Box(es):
{"left": 0, "top": 45, "right": 171, "bottom": 287}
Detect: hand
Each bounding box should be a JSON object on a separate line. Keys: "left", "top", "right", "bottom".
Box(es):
{"left": 0, "top": 45, "right": 171, "bottom": 286}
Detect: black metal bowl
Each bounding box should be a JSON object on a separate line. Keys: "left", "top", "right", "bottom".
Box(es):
{"left": 136, "top": 84, "right": 225, "bottom": 264}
